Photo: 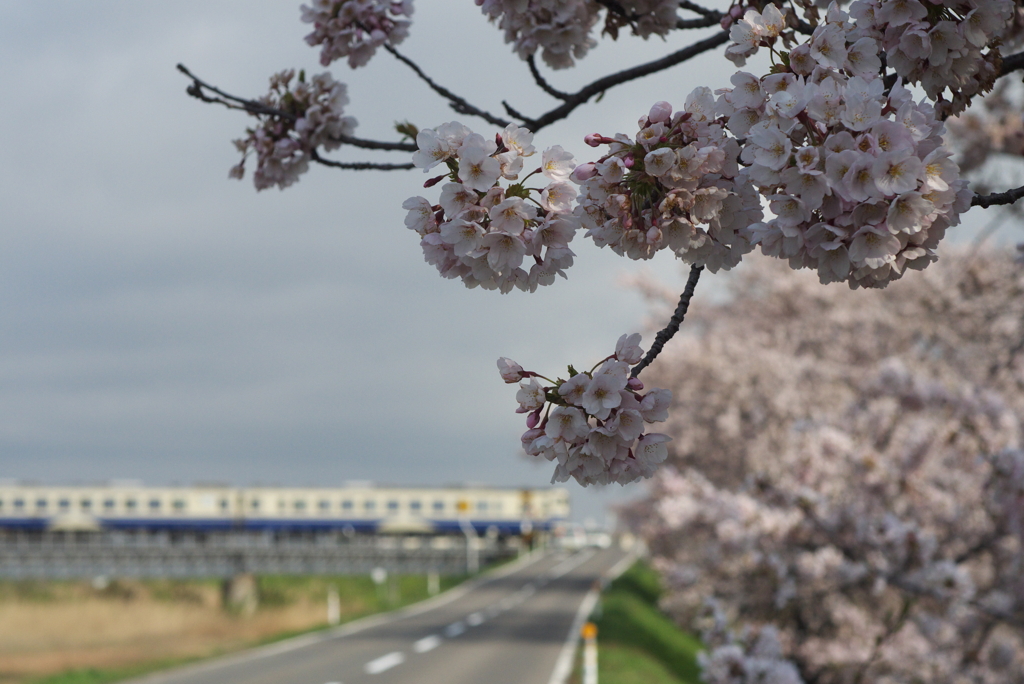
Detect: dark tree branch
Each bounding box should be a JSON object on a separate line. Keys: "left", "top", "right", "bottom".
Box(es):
{"left": 517, "top": 30, "right": 730, "bottom": 132}
{"left": 597, "top": 0, "right": 722, "bottom": 27}
{"left": 310, "top": 149, "right": 414, "bottom": 171}
{"left": 178, "top": 64, "right": 287, "bottom": 118}
{"left": 677, "top": 15, "right": 723, "bottom": 29}
{"left": 382, "top": 44, "right": 512, "bottom": 128}
{"left": 999, "top": 50, "right": 1024, "bottom": 76}
{"left": 677, "top": 0, "right": 719, "bottom": 18}
{"left": 631, "top": 264, "right": 703, "bottom": 379}
{"left": 971, "top": 184, "right": 1024, "bottom": 208}
{"left": 526, "top": 55, "right": 571, "bottom": 101}
{"left": 333, "top": 134, "right": 416, "bottom": 153}
{"left": 177, "top": 64, "right": 416, "bottom": 153}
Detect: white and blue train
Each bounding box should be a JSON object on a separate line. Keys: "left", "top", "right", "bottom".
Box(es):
{"left": 0, "top": 483, "right": 570, "bottom": 536}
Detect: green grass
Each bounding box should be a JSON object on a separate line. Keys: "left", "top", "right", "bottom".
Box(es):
{"left": 588, "top": 560, "right": 704, "bottom": 684}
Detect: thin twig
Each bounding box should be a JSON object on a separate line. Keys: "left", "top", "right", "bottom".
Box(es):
{"left": 519, "top": 31, "right": 730, "bottom": 132}
{"left": 677, "top": 0, "right": 719, "bottom": 18}
{"left": 971, "top": 184, "right": 1024, "bottom": 208}
{"left": 631, "top": 264, "right": 703, "bottom": 379}
{"left": 178, "top": 64, "right": 290, "bottom": 119}
{"left": 382, "top": 44, "right": 511, "bottom": 128}
{"left": 177, "top": 65, "right": 418, "bottom": 153}
{"left": 676, "top": 15, "right": 723, "bottom": 29}
{"left": 333, "top": 134, "right": 415, "bottom": 153}
{"left": 526, "top": 55, "right": 571, "bottom": 101}
{"left": 310, "top": 150, "right": 414, "bottom": 171}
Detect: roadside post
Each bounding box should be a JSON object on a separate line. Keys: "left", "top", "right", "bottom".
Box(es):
{"left": 582, "top": 621, "right": 598, "bottom": 684}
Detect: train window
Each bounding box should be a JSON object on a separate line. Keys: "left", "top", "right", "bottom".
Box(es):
{"left": 250, "top": 499, "right": 260, "bottom": 510}
{"left": 433, "top": 500, "right": 445, "bottom": 512}
{"left": 341, "top": 500, "right": 353, "bottom": 511}
{"left": 0, "top": 499, "right": 4, "bottom": 510}
{"left": 125, "top": 499, "right": 137, "bottom": 512}
{"left": 149, "top": 498, "right": 161, "bottom": 511}
{"left": 172, "top": 499, "right": 186, "bottom": 512}
{"left": 364, "top": 500, "right": 376, "bottom": 512}
{"left": 58, "top": 498, "right": 70, "bottom": 511}
{"left": 80, "top": 499, "right": 92, "bottom": 511}
{"left": 410, "top": 500, "right": 422, "bottom": 512}
{"left": 103, "top": 499, "right": 115, "bottom": 511}
{"left": 294, "top": 500, "right": 307, "bottom": 511}
{"left": 14, "top": 499, "right": 24, "bottom": 511}
{"left": 386, "top": 500, "right": 399, "bottom": 515}
{"left": 219, "top": 499, "right": 229, "bottom": 510}
{"left": 36, "top": 498, "right": 48, "bottom": 509}
{"left": 477, "top": 501, "right": 488, "bottom": 512}
{"left": 318, "top": 500, "right": 330, "bottom": 511}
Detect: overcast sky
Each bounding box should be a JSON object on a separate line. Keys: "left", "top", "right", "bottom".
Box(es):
{"left": 0, "top": 2, "right": 1010, "bottom": 525}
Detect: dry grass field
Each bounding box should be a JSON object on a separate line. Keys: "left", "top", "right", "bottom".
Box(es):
{"left": 0, "top": 574, "right": 449, "bottom": 684}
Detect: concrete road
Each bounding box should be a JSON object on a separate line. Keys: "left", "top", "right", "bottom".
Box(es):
{"left": 128, "top": 547, "right": 630, "bottom": 684}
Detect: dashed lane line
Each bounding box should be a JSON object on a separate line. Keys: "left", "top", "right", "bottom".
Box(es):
{"left": 444, "top": 621, "right": 466, "bottom": 637}
{"left": 364, "top": 652, "right": 405, "bottom": 675}
{"left": 413, "top": 635, "right": 442, "bottom": 653}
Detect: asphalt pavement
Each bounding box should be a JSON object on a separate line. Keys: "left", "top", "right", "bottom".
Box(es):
{"left": 126, "top": 546, "right": 630, "bottom": 684}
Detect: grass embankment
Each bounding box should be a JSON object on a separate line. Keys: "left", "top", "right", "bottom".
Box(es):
{"left": 575, "top": 561, "right": 703, "bottom": 684}
{"left": 3, "top": 572, "right": 468, "bottom": 684}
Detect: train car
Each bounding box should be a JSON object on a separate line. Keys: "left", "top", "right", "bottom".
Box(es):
{"left": 0, "top": 483, "right": 570, "bottom": 536}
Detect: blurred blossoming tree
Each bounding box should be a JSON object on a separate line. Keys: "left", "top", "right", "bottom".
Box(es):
{"left": 625, "top": 251, "right": 1024, "bottom": 682}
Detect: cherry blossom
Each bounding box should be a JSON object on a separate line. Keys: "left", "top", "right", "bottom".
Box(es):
{"left": 498, "top": 335, "right": 674, "bottom": 486}
{"left": 405, "top": 121, "right": 582, "bottom": 293}
{"left": 300, "top": 0, "right": 413, "bottom": 69}
{"left": 229, "top": 69, "right": 356, "bottom": 190}
{"left": 573, "top": 97, "right": 763, "bottom": 273}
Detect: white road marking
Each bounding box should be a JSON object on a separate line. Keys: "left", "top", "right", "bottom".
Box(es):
{"left": 548, "top": 549, "right": 596, "bottom": 580}
{"left": 413, "top": 635, "right": 442, "bottom": 653}
{"left": 486, "top": 604, "right": 501, "bottom": 617}
{"left": 466, "top": 611, "right": 485, "bottom": 626}
{"left": 444, "top": 621, "right": 466, "bottom": 637}
{"left": 364, "top": 652, "right": 405, "bottom": 675}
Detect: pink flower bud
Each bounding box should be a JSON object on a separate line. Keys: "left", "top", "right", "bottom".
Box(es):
{"left": 623, "top": 154, "right": 635, "bottom": 168}
{"left": 627, "top": 377, "right": 644, "bottom": 391}
{"left": 729, "top": 5, "right": 743, "bottom": 19}
{"left": 584, "top": 133, "right": 604, "bottom": 147}
{"left": 570, "top": 162, "right": 599, "bottom": 182}
{"left": 648, "top": 101, "right": 673, "bottom": 124}
{"left": 720, "top": 16, "right": 733, "bottom": 29}
{"left": 526, "top": 408, "right": 542, "bottom": 429}
{"left": 423, "top": 174, "right": 446, "bottom": 188}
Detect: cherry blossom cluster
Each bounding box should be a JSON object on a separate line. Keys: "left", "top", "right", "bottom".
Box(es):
{"left": 719, "top": 4, "right": 972, "bottom": 288}
{"left": 497, "top": 334, "right": 673, "bottom": 486}
{"left": 698, "top": 608, "right": 803, "bottom": 684}
{"left": 475, "top": 0, "right": 680, "bottom": 70}
{"left": 848, "top": 0, "right": 1016, "bottom": 116}
{"left": 403, "top": 121, "right": 582, "bottom": 293}
{"left": 300, "top": 0, "right": 413, "bottom": 69}
{"left": 573, "top": 98, "right": 763, "bottom": 273}
{"left": 475, "top": 0, "right": 600, "bottom": 70}
{"left": 230, "top": 69, "right": 357, "bottom": 191}
{"left": 725, "top": 0, "right": 1017, "bottom": 117}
